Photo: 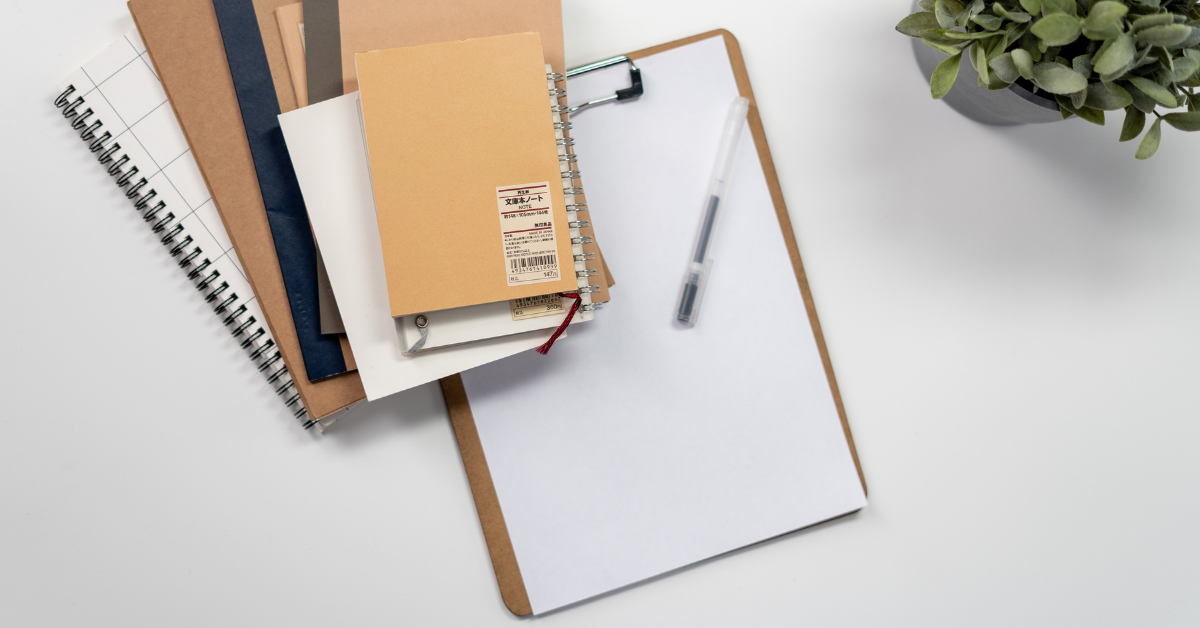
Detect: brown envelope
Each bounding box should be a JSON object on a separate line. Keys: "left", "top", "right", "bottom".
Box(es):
{"left": 129, "top": 0, "right": 365, "bottom": 419}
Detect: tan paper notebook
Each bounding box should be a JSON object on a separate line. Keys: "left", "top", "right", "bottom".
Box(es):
{"left": 356, "top": 33, "right": 587, "bottom": 318}
{"left": 335, "top": 0, "right": 612, "bottom": 306}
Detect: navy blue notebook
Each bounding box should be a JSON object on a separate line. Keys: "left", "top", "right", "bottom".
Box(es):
{"left": 211, "top": 0, "right": 348, "bottom": 382}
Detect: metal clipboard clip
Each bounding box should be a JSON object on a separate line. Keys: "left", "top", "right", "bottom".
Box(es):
{"left": 565, "top": 55, "right": 643, "bottom": 114}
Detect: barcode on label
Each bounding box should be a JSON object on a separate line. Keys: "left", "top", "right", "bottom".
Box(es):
{"left": 510, "top": 254, "right": 558, "bottom": 272}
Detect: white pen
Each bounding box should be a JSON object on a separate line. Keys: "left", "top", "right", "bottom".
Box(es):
{"left": 676, "top": 95, "right": 750, "bottom": 326}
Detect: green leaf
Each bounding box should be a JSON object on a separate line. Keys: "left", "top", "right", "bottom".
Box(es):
{"left": 1083, "top": 23, "right": 1123, "bottom": 40}
{"left": 1134, "top": 25, "right": 1194, "bottom": 47}
{"left": 1041, "top": 0, "right": 1077, "bottom": 15}
{"left": 1190, "top": 95, "right": 1199, "bottom": 112}
{"left": 990, "top": 52, "right": 1021, "bottom": 82}
{"left": 1072, "top": 53, "right": 1093, "bottom": 78}
{"left": 1071, "top": 86, "right": 1088, "bottom": 108}
{"left": 1032, "top": 62, "right": 1089, "bottom": 93}
{"left": 1126, "top": 76, "right": 1178, "bottom": 106}
{"left": 935, "top": 0, "right": 960, "bottom": 28}
{"left": 1136, "top": 117, "right": 1162, "bottom": 158}
{"left": 1019, "top": 0, "right": 1042, "bottom": 15}
{"left": 1055, "top": 94, "right": 1079, "bottom": 118}
{"left": 1075, "top": 106, "right": 1106, "bottom": 125}
{"left": 973, "top": 14, "right": 1005, "bottom": 30}
{"left": 1131, "top": 13, "right": 1178, "bottom": 32}
{"left": 931, "top": 51, "right": 963, "bottom": 99}
{"left": 1124, "top": 81, "right": 1161, "bottom": 112}
{"left": 1031, "top": 13, "right": 1083, "bottom": 46}
{"left": 1083, "top": 1, "right": 1129, "bottom": 31}
{"left": 1005, "top": 21, "right": 1031, "bottom": 46}
{"left": 1162, "top": 111, "right": 1200, "bottom": 130}
{"left": 919, "top": 0, "right": 937, "bottom": 10}
{"left": 897, "top": 11, "right": 942, "bottom": 37}
{"left": 957, "top": 0, "right": 985, "bottom": 27}
{"left": 1086, "top": 82, "right": 1135, "bottom": 109}
{"left": 1012, "top": 47, "right": 1036, "bottom": 79}
{"left": 1120, "top": 106, "right": 1147, "bottom": 140}
{"left": 1168, "top": 57, "right": 1199, "bottom": 83}
{"left": 993, "top": 3, "right": 1032, "bottom": 22}
{"left": 986, "top": 32, "right": 1009, "bottom": 59}
{"left": 1093, "top": 34, "right": 1135, "bottom": 75}
{"left": 920, "top": 29, "right": 972, "bottom": 45}
{"left": 923, "top": 39, "right": 968, "bottom": 55}
{"left": 1100, "top": 65, "right": 1132, "bottom": 82}
{"left": 974, "top": 42, "right": 991, "bottom": 84}
{"left": 925, "top": 28, "right": 1003, "bottom": 40}
{"left": 1181, "top": 25, "right": 1200, "bottom": 48}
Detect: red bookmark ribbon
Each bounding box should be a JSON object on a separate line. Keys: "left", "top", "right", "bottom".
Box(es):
{"left": 535, "top": 292, "right": 582, "bottom": 355}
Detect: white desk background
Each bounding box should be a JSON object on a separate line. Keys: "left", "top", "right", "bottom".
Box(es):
{"left": 2, "top": 0, "right": 1197, "bottom": 626}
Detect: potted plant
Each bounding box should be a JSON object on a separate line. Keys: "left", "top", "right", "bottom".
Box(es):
{"left": 897, "top": 0, "right": 1200, "bottom": 158}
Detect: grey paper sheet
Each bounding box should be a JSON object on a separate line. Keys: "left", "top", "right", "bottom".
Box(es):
{"left": 303, "top": 0, "right": 346, "bottom": 333}
{"left": 314, "top": 243, "right": 345, "bottom": 333}
{"left": 303, "top": 0, "right": 342, "bottom": 104}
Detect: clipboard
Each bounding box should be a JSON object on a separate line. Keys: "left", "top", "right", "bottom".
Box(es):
{"left": 441, "top": 29, "right": 866, "bottom": 616}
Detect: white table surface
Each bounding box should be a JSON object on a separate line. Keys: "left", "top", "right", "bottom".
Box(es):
{"left": 3, "top": 0, "right": 1198, "bottom": 625}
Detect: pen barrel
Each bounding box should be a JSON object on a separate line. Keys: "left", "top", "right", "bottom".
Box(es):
{"left": 676, "top": 260, "right": 712, "bottom": 326}
{"left": 706, "top": 96, "right": 750, "bottom": 202}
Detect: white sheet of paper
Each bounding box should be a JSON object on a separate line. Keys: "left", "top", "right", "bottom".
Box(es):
{"left": 395, "top": 295, "right": 591, "bottom": 353}
{"left": 280, "top": 94, "right": 563, "bottom": 401}
{"left": 459, "top": 35, "right": 867, "bottom": 614}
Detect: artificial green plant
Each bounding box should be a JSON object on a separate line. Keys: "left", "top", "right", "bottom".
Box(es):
{"left": 896, "top": 0, "right": 1200, "bottom": 158}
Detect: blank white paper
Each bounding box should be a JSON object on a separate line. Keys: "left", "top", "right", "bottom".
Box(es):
{"left": 280, "top": 94, "right": 563, "bottom": 401}
{"left": 459, "top": 35, "right": 867, "bottom": 614}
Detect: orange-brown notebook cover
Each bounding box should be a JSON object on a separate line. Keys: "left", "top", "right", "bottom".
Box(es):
{"left": 356, "top": 33, "right": 583, "bottom": 317}
{"left": 441, "top": 30, "right": 867, "bottom": 616}
{"left": 335, "top": 0, "right": 611, "bottom": 305}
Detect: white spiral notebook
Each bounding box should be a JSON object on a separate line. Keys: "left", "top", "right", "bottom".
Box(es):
{"left": 54, "top": 30, "right": 321, "bottom": 428}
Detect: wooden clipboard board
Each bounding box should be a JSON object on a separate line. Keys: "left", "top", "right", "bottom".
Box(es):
{"left": 440, "top": 29, "right": 866, "bottom": 616}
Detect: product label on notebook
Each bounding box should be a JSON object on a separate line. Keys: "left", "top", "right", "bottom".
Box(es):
{"left": 496, "top": 182, "right": 561, "bottom": 287}
{"left": 510, "top": 293, "right": 565, "bottom": 321}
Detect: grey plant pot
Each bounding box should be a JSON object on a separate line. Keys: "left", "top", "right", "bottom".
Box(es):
{"left": 908, "top": 3, "right": 1061, "bottom": 125}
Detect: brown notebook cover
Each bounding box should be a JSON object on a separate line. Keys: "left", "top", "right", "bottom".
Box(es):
{"left": 274, "top": 2, "right": 308, "bottom": 108}
{"left": 336, "top": 0, "right": 611, "bottom": 305}
{"left": 441, "top": 30, "right": 867, "bottom": 616}
{"left": 356, "top": 34, "right": 582, "bottom": 317}
{"left": 129, "top": 0, "right": 365, "bottom": 420}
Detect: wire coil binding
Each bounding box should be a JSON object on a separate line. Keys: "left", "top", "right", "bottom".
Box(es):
{"left": 54, "top": 85, "right": 313, "bottom": 428}
{"left": 547, "top": 69, "right": 603, "bottom": 321}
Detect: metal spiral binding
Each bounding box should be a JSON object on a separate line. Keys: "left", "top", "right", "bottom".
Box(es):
{"left": 548, "top": 70, "right": 608, "bottom": 315}
{"left": 54, "top": 85, "right": 313, "bottom": 428}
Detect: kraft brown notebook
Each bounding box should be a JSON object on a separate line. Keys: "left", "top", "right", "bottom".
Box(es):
{"left": 335, "top": 0, "right": 611, "bottom": 306}
{"left": 129, "top": 0, "right": 365, "bottom": 420}
{"left": 357, "top": 33, "right": 589, "bottom": 318}
{"left": 442, "top": 31, "right": 867, "bottom": 616}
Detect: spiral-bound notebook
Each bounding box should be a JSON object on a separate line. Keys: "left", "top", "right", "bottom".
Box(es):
{"left": 53, "top": 30, "right": 316, "bottom": 426}
{"left": 355, "top": 33, "right": 604, "bottom": 320}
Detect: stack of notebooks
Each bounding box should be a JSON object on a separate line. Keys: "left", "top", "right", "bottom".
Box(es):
{"left": 54, "top": 0, "right": 866, "bottom": 616}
